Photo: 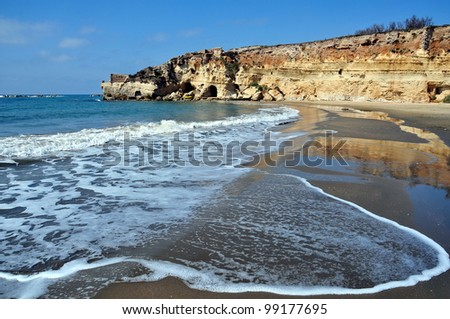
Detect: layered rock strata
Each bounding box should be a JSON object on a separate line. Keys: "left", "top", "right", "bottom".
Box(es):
{"left": 101, "top": 26, "right": 450, "bottom": 103}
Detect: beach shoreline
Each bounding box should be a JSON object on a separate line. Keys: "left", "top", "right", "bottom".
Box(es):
{"left": 95, "top": 100, "right": 450, "bottom": 299}
{"left": 296, "top": 100, "right": 450, "bottom": 147}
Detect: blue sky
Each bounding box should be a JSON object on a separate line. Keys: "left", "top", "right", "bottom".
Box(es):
{"left": 1, "top": 0, "right": 449, "bottom": 94}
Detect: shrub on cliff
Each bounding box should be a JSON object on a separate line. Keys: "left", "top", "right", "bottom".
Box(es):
{"left": 404, "top": 16, "right": 433, "bottom": 31}
{"left": 221, "top": 57, "right": 240, "bottom": 80}
{"left": 250, "top": 82, "right": 268, "bottom": 92}
{"left": 355, "top": 15, "right": 433, "bottom": 35}
{"left": 443, "top": 95, "right": 450, "bottom": 103}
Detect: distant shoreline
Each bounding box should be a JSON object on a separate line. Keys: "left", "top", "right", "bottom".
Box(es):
{"left": 0, "top": 94, "right": 102, "bottom": 98}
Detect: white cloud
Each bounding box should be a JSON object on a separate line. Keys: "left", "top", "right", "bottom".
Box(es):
{"left": 0, "top": 17, "right": 54, "bottom": 45}
{"left": 39, "top": 50, "right": 72, "bottom": 63}
{"left": 59, "top": 37, "right": 87, "bottom": 48}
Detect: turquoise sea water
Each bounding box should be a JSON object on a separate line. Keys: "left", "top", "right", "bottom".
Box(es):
{"left": 0, "top": 95, "right": 259, "bottom": 137}
{"left": 0, "top": 95, "right": 448, "bottom": 298}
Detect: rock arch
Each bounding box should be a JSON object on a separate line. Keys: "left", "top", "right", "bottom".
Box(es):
{"left": 202, "top": 85, "right": 218, "bottom": 98}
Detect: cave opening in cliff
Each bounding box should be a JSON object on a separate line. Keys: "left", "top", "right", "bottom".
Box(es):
{"left": 180, "top": 82, "right": 194, "bottom": 93}
{"left": 135, "top": 91, "right": 142, "bottom": 97}
{"left": 203, "top": 85, "right": 218, "bottom": 98}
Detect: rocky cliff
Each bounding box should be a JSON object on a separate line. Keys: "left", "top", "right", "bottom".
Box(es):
{"left": 101, "top": 26, "right": 450, "bottom": 103}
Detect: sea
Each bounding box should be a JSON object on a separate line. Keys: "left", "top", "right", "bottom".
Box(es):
{"left": 0, "top": 95, "right": 448, "bottom": 298}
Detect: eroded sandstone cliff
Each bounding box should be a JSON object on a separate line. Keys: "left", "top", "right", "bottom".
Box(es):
{"left": 101, "top": 26, "right": 450, "bottom": 103}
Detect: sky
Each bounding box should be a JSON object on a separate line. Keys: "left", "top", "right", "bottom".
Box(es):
{"left": 1, "top": 0, "right": 449, "bottom": 94}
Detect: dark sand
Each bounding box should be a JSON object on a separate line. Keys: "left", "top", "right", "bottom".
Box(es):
{"left": 299, "top": 101, "right": 450, "bottom": 147}
{"left": 95, "top": 101, "right": 450, "bottom": 299}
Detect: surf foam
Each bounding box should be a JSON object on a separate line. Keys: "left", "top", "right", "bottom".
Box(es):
{"left": 0, "top": 107, "right": 299, "bottom": 159}
{"left": 2, "top": 172, "right": 448, "bottom": 298}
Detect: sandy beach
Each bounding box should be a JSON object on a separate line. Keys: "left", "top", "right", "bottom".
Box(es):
{"left": 95, "top": 101, "right": 450, "bottom": 299}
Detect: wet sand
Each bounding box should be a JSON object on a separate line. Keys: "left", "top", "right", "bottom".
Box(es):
{"left": 298, "top": 101, "right": 450, "bottom": 147}
{"left": 95, "top": 101, "right": 450, "bottom": 299}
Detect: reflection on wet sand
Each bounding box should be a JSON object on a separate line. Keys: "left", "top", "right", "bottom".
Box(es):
{"left": 314, "top": 136, "right": 450, "bottom": 191}
{"left": 288, "top": 105, "right": 450, "bottom": 191}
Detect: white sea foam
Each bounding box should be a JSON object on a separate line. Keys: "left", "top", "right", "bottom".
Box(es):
{"left": 0, "top": 107, "right": 299, "bottom": 159}
{"left": 0, "top": 258, "right": 127, "bottom": 298}
{"left": 123, "top": 173, "right": 449, "bottom": 296}
{"left": 0, "top": 158, "right": 18, "bottom": 165}
{"left": 0, "top": 258, "right": 127, "bottom": 283}
{"left": 1, "top": 172, "right": 448, "bottom": 298}
{"left": 0, "top": 157, "right": 248, "bottom": 274}
{"left": 0, "top": 106, "right": 299, "bottom": 297}
{"left": 130, "top": 249, "right": 450, "bottom": 295}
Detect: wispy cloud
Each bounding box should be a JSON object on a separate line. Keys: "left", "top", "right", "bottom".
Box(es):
{"left": 39, "top": 50, "right": 72, "bottom": 63}
{"left": 59, "top": 37, "right": 87, "bottom": 48}
{"left": 52, "top": 54, "right": 72, "bottom": 63}
{"left": 147, "top": 29, "right": 202, "bottom": 43}
{"left": 0, "top": 17, "right": 54, "bottom": 45}
{"left": 80, "top": 26, "right": 97, "bottom": 35}
{"left": 179, "top": 28, "right": 203, "bottom": 38}
{"left": 148, "top": 32, "right": 168, "bottom": 43}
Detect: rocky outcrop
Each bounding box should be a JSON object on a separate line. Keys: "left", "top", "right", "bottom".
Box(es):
{"left": 101, "top": 26, "right": 450, "bottom": 103}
